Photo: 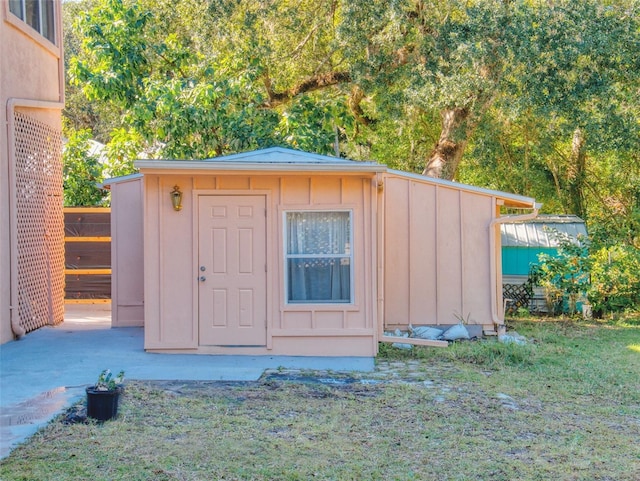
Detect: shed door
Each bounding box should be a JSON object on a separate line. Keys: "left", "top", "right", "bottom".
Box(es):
{"left": 198, "top": 195, "right": 267, "bottom": 346}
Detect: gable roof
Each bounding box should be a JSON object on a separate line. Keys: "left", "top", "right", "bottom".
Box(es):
{"left": 135, "top": 146, "right": 386, "bottom": 173}
{"left": 134, "top": 147, "right": 537, "bottom": 209}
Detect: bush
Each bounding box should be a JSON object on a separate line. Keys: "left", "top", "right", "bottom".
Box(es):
{"left": 530, "top": 229, "right": 590, "bottom": 315}
{"left": 63, "top": 128, "right": 108, "bottom": 206}
{"left": 530, "top": 228, "right": 640, "bottom": 316}
{"left": 588, "top": 245, "right": 640, "bottom": 315}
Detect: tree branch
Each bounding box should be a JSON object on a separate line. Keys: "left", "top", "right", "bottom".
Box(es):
{"left": 348, "top": 85, "right": 376, "bottom": 126}
{"left": 263, "top": 71, "right": 351, "bottom": 107}
{"left": 290, "top": 25, "right": 319, "bottom": 58}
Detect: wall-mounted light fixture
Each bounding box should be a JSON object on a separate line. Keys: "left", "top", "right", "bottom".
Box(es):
{"left": 170, "top": 185, "right": 183, "bottom": 211}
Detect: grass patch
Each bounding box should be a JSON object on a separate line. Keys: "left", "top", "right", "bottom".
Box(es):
{"left": 2, "top": 318, "right": 639, "bottom": 480}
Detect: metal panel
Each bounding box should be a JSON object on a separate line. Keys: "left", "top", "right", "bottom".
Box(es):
{"left": 501, "top": 216, "right": 587, "bottom": 247}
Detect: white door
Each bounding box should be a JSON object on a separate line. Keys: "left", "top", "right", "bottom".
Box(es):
{"left": 198, "top": 195, "right": 267, "bottom": 346}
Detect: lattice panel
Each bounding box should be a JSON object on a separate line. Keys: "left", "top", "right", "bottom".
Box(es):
{"left": 503, "top": 281, "right": 534, "bottom": 312}
{"left": 13, "top": 111, "right": 65, "bottom": 332}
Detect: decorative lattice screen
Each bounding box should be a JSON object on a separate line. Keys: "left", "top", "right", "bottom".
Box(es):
{"left": 13, "top": 111, "right": 65, "bottom": 332}
{"left": 503, "top": 280, "right": 535, "bottom": 312}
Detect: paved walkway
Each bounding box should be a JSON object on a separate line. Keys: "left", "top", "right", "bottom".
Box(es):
{"left": 0, "top": 305, "right": 373, "bottom": 459}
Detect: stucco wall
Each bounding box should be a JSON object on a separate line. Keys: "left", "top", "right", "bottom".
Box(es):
{"left": 1, "top": 2, "right": 63, "bottom": 344}
{"left": 382, "top": 173, "right": 495, "bottom": 329}
{"left": 1, "top": 3, "right": 62, "bottom": 103}
{"left": 142, "top": 172, "right": 378, "bottom": 356}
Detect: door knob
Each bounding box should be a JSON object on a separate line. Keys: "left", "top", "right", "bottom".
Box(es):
{"left": 199, "top": 276, "right": 206, "bottom": 282}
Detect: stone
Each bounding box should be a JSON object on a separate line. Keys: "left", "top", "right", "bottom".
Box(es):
{"left": 499, "top": 331, "right": 528, "bottom": 345}
{"left": 391, "top": 342, "right": 413, "bottom": 350}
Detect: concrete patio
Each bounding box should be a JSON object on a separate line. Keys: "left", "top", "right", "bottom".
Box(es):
{"left": 0, "top": 304, "right": 374, "bottom": 458}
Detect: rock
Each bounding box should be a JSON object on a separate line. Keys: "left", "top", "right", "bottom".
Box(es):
{"left": 394, "top": 328, "right": 407, "bottom": 338}
{"left": 386, "top": 328, "right": 412, "bottom": 349}
{"left": 496, "top": 393, "right": 519, "bottom": 410}
{"left": 441, "top": 323, "right": 470, "bottom": 341}
{"left": 499, "top": 331, "right": 528, "bottom": 345}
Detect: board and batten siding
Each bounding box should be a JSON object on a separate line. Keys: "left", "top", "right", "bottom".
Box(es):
{"left": 108, "top": 175, "right": 144, "bottom": 327}
{"left": 382, "top": 173, "right": 494, "bottom": 329}
{"left": 142, "top": 172, "right": 378, "bottom": 356}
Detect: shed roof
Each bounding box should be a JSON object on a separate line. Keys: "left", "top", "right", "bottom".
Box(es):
{"left": 134, "top": 147, "right": 538, "bottom": 209}
{"left": 501, "top": 215, "right": 587, "bottom": 248}
{"left": 386, "top": 170, "right": 538, "bottom": 209}
{"left": 135, "top": 146, "right": 386, "bottom": 173}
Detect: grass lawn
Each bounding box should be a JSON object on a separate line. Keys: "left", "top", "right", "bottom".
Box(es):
{"left": 1, "top": 317, "right": 639, "bottom": 480}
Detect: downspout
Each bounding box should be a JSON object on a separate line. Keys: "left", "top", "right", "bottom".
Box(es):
{"left": 375, "top": 172, "right": 385, "bottom": 352}
{"left": 489, "top": 202, "right": 541, "bottom": 335}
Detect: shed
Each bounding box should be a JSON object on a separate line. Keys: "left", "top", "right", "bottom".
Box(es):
{"left": 113, "top": 147, "right": 538, "bottom": 357}
{"left": 501, "top": 215, "right": 587, "bottom": 283}
{"left": 501, "top": 215, "right": 587, "bottom": 312}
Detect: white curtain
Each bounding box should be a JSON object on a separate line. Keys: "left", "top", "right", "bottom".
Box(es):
{"left": 287, "top": 212, "right": 351, "bottom": 302}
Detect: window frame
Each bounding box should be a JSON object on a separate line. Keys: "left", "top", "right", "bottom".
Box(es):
{"left": 5, "top": 0, "right": 58, "bottom": 49}
{"left": 283, "top": 209, "right": 354, "bottom": 306}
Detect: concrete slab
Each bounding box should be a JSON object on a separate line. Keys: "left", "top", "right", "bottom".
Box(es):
{"left": 0, "top": 305, "right": 374, "bottom": 459}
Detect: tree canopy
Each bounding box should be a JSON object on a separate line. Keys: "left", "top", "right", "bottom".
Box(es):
{"left": 64, "top": 0, "right": 640, "bottom": 247}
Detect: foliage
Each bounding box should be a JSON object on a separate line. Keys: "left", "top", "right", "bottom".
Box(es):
{"left": 589, "top": 245, "right": 640, "bottom": 315}
{"left": 102, "top": 128, "right": 142, "bottom": 178}
{"left": 530, "top": 228, "right": 640, "bottom": 315}
{"left": 62, "top": 128, "right": 108, "bottom": 206}
{"left": 529, "top": 229, "right": 591, "bottom": 315}
{"left": 64, "top": 0, "right": 640, "bottom": 179}
{"left": 93, "top": 369, "right": 125, "bottom": 392}
{"left": 67, "top": 0, "right": 347, "bottom": 161}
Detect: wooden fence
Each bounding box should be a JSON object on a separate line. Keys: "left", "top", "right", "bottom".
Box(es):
{"left": 64, "top": 207, "right": 111, "bottom": 303}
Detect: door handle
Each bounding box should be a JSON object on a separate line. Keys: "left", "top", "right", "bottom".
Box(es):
{"left": 199, "top": 276, "right": 206, "bottom": 282}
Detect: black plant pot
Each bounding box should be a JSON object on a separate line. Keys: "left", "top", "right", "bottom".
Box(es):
{"left": 86, "top": 387, "right": 122, "bottom": 421}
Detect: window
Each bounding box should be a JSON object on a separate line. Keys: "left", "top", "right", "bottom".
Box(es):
{"left": 286, "top": 211, "right": 352, "bottom": 304}
{"left": 9, "top": 0, "right": 56, "bottom": 44}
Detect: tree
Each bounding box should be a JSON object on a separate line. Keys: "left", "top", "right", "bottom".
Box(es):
{"left": 67, "top": 0, "right": 356, "bottom": 159}
{"left": 65, "top": 0, "right": 640, "bottom": 214}
{"left": 62, "top": 128, "right": 108, "bottom": 206}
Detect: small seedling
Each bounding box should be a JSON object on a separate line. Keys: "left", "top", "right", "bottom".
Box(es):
{"left": 94, "top": 369, "right": 125, "bottom": 391}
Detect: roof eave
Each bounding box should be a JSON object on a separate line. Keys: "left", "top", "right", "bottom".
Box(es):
{"left": 386, "top": 169, "right": 537, "bottom": 209}
{"left": 134, "top": 159, "right": 386, "bottom": 174}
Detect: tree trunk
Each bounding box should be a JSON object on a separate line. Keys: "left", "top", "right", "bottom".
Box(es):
{"left": 566, "top": 128, "right": 587, "bottom": 218}
{"left": 422, "top": 108, "right": 471, "bottom": 180}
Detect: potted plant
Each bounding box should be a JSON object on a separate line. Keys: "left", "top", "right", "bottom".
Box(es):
{"left": 86, "top": 369, "right": 125, "bottom": 421}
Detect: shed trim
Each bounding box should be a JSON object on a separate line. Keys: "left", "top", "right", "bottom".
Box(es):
{"left": 102, "top": 173, "right": 143, "bottom": 188}
{"left": 135, "top": 160, "right": 386, "bottom": 174}
{"left": 387, "top": 169, "right": 537, "bottom": 208}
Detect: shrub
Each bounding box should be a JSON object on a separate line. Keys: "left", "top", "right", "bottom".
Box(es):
{"left": 530, "top": 228, "right": 640, "bottom": 316}
{"left": 588, "top": 245, "right": 640, "bottom": 315}
{"left": 530, "top": 229, "right": 590, "bottom": 315}
{"left": 62, "top": 128, "right": 108, "bottom": 206}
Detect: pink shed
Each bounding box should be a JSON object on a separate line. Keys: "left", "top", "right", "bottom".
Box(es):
{"left": 109, "top": 147, "right": 538, "bottom": 357}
